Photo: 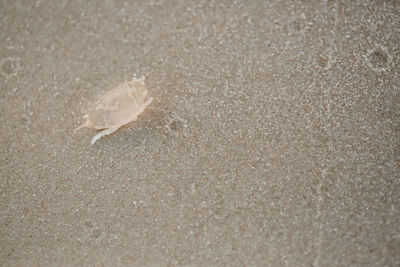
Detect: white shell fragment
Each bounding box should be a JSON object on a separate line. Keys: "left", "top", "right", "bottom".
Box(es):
{"left": 75, "top": 76, "right": 153, "bottom": 144}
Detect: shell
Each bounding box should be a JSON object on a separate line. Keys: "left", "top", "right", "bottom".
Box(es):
{"left": 75, "top": 76, "right": 153, "bottom": 144}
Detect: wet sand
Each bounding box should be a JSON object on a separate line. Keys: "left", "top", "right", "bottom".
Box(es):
{"left": 1, "top": 1, "right": 399, "bottom": 266}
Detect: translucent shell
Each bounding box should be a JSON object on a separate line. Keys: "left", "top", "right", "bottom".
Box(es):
{"left": 75, "top": 77, "right": 153, "bottom": 144}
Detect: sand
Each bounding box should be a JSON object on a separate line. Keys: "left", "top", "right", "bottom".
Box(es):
{"left": 1, "top": 0, "right": 399, "bottom": 266}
